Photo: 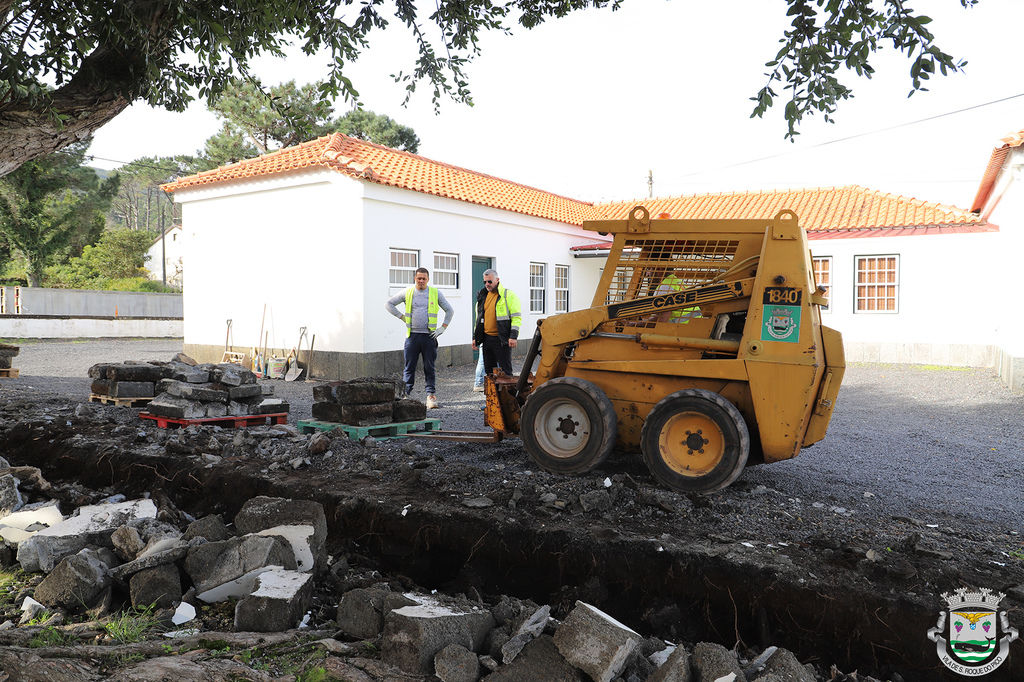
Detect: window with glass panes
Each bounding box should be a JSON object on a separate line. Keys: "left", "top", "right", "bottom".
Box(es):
{"left": 811, "top": 256, "right": 832, "bottom": 311}
{"left": 529, "top": 262, "right": 546, "bottom": 313}
{"left": 855, "top": 255, "right": 899, "bottom": 313}
{"left": 554, "top": 264, "right": 569, "bottom": 312}
{"left": 433, "top": 252, "right": 459, "bottom": 288}
{"left": 388, "top": 249, "right": 419, "bottom": 286}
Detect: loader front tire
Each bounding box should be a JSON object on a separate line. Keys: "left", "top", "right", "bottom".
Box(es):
{"left": 520, "top": 377, "right": 617, "bottom": 474}
{"left": 641, "top": 389, "right": 749, "bottom": 493}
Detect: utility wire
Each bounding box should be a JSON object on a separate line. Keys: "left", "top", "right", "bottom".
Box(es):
{"left": 679, "top": 91, "right": 1024, "bottom": 178}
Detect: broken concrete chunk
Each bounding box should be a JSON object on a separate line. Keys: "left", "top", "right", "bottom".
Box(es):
{"left": 130, "top": 563, "right": 182, "bottom": 609}
{"left": 553, "top": 601, "right": 642, "bottom": 682}
{"left": 184, "top": 534, "right": 296, "bottom": 602}
{"left": 0, "top": 474, "right": 24, "bottom": 518}
{"left": 33, "top": 549, "right": 112, "bottom": 612}
{"left": 307, "top": 431, "right": 330, "bottom": 455}
{"left": 17, "top": 498, "right": 157, "bottom": 573}
{"left": 110, "top": 381, "right": 155, "bottom": 398}
{"left": 338, "top": 401, "right": 393, "bottom": 426}
{"left": 148, "top": 396, "right": 206, "bottom": 420}
{"left": 434, "top": 643, "right": 481, "bottom": 682}
{"left": 108, "top": 539, "right": 193, "bottom": 581}
{"left": 755, "top": 647, "right": 816, "bottom": 682}
{"left": 228, "top": 400, "right": 250, "bottom": 417}
{"left": 381, "top": 594, "right": 495, "bottom": 674}
{"left": 255, "top": 525, "right": 316, "bottom": 572}
{"left": 173, "top": 352, "right": 198, "bottom": 366}
{"left": 210, "top": 364, "right": 256, "bottom": 386}
{"left": 336, "top": 588, "right": 418, "bottom": 640}
{"left": 393, "top": 398, "right": 427, "bottom": 422}
{"left": 182, "top": 514, "right": 232, "bottom": 543}
{"left": 111, "top": 525, "right": 145, "bottom": 561}
{"left": 482, "top": 635, "right": 586, "bottom": 681}
{"left": 0, "top": 500, "right": 63, "bottom": 545}
{"left": 228, "top": 384, "right": 262, "bottom": 401}
{"left": 648, "top": 644, "right": 690, "bottom": 682}
{"left": 691, "top": 642, "right": 745, "bottom": 682}
{"left": 502, "top": 604, "right": 551, "bottom": 663}
{"left": 234, "top": 497, "right": 326, "bottom": 552}
{"left": 205, "top": 402, "right": 228, "bottom": 418}
{"left": 234, "top": 568, "right": 314, "bottom": 632}
{"left": 250, "top": 398, "right": 289, "bottom": 415}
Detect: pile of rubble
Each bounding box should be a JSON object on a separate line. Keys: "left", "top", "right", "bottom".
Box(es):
{"left": 89, "top": 354, "right": 288, "bottom": 419}
{"left": 312, "top": 377, "right": 425, "bottom": 426}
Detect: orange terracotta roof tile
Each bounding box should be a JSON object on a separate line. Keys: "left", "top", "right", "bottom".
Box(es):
{"left": 593, "top": 185, "right": 982, "bottom": 231}
{"left": 970, "top": 129, "right": 1024, "bottom": 212}
{"left": 162, "top": 135, "right": 985, "bottom": 234}
{"left": 162, "top": 133, "right": 599, "bottom": 226}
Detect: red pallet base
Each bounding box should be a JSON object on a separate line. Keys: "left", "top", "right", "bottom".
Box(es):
{"left": 139, "top": 412, "right": 288, "bottom": 429}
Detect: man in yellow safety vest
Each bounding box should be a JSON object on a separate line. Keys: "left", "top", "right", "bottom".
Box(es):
{"left": 386, "top": 267, "right": 454, "bottom": 409}
{"left": 472, "top": 268, "right": 522, "bottom": 380}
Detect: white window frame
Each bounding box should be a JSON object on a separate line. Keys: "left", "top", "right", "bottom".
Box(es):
{"left": 529, "top": 262, "right": 546, "bottom": 314}
{"left": 811, "top": 256, "right": 832, "bottom": 312}
{"left": 854, "top": 254, "right": 900, "bottom": 314}
{"left": 554, "top": 264, "right": 570, "bottom": 313}
{"left": 389, "top": 248, "right": 419, "bottom": 286}
{"left": 433, "top": 252, "right": 459, "bottom": 288}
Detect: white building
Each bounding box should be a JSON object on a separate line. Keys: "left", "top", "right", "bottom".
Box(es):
{"left": 145, "top": 224, "right": 184, "bottom": 289}
{"left": 164, "top": 131, "right": 1019, "bottom": 388}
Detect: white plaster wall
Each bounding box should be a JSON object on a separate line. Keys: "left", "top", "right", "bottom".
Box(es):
{"left": 809, "top": 230, "right": 1006, "bottom": 353}
{"left": 983, "top": 149, "right": 1024, "bottom": 357}
{"left": 145, "top": 226, "right": 184, "bottom": 287}
{"left": 173, "top": 171, "right": 365, "bottom": 355}
{"left": 360, "top": 184, "right": 599, "bottom": 353}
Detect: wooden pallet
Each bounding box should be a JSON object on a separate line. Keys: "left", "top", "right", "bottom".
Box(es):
{"left": 139, "top": 412, "right": 289, "bottom": 429}
{"left": 0, "top": 368, "right": 18, "bottom": 378}
{"left": 297, "top": 418, "right": 441, "bottom": 441}
{"left": 90, "top": 392, "right": 152, "bottom": 407}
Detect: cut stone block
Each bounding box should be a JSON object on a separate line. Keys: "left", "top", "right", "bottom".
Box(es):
{"left": 482, "top": 635, "right": 586, "bottom": 681}
{"left": 234, "top": 568, "right": 314, "bottom": 632}
{"left": 691, "top": 642, "right": 744, "bottom": 682}
{"left": 130, "top": 563, "right": 182, "bottom": 609}
{"left": 336, "top": 588, "right": 418, "bottom": 640}
{"left": 311, "top": 401, "right": 343, "bottom": 422}
{"left": 169, "top": 365, "right": 210, "bottom": 383}
{"left": 111, "top": 525, "right": 145, "bottom": 561}
{"left": 228, "top": 400, "right": 250, "bottom": 417}
{"left": 381, "top": 594, "right": 495, "bottom": 674}
{"left": 553, "top": 601, "right": 642, "bottom": 682}
{"left": 228, "top": 384, "right": 262, "bottom": 400}
{"left": 184, "top": 534, "right": 295, "bottom": 602}
{"left": 339, "top": 401, "right": 392, "bottom": 426}
{"left": 0, "top": 500, "right": 63, "bottom": 545}
{"left": 108, "top": 539, "right": 192, "bottom": 581}
{"left": 90, "top": 379, "right": 111, "bottom": 395}
{"left": 434, "top": 643, "right": 481, "bottom": 682}
{"left": 316, "top": 379, "right": 397, "bottom": 405}
{"left": 107, "top": 364, "right": 169, "bottom": 382}
{"left": 0, "top": 474, "right": 24, "bottom": 518}
{"left": 205, "top": 402, "right": 228, "bottom": 418}
{"left": 255, "top": 525, "right": 315, "bottom": 572}
{"left": 148, "top": 396, "right": 206, "bottom": 420}
{"left": 110, "top": 381, "right": 155, "bottom": 398}
{"left": 393, "top": 398, "right": 427, "bottom": 422}
{"left": 33, "top": 549, "right": 111, "bottom": 612}
{"left": 250, "top": 399, "right": 289, "bottom": 415}
{"left": 210, "top": 364, "right": 256, "bottom": 386}
{"left": 17, "top": 498, "right": 157, "bottom": 573}
{"left": 234, "top": 497, "right": 325, "bottom": 570}
{"left": 165, "top": 382, "right": 228, "bottom": 402}
{"left": 87, "top": 363, "right": 115, "bottom": 379}
{"left": 182, "top": 514, "right": 232, "bottom": 543}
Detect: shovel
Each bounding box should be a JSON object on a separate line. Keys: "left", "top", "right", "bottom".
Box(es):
{"left": 285, "top": 327, "right": 307, "bottom": 381}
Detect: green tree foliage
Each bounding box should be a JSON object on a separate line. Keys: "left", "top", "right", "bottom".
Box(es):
{"left": 0, "top": 1, "right": 975, "bottom": 176}
{"left": 199, "top": 80, "right": 419, "bottom": 168}
{"left": 44, "top": 228, "right": 163, "bottom": 290}
{"left": 0, "top": 144, "right": 119, "bottom": 286}
{"left": 107, "top": 156, "right": 190, "bottom": 231}
{"left": 752, "top": 0, "right": 978, "bottom": 138}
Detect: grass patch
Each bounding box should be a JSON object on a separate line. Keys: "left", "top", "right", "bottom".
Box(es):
{"left": 29, "top": 626, "right": 75, "bottom": 648}
{"left": 915, "top": 364, "right": 971, "bottom": 372}
{"left": 104, "top": 604, "right": 162, "bottom": 644}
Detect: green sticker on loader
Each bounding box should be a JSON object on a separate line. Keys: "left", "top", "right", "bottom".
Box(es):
{"left": 761, "top": 304, "right": 801, "bottom": 343}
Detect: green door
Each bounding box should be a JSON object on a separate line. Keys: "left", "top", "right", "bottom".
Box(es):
{"left": 471, "top": 257, "right": 493, "bottom": 361}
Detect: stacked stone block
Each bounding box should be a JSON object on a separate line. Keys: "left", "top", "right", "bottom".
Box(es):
{"left": 0, "top": 343, "right": 18, "bottom": 370}
{"left": 312, "top": 377, "right": 425, "bottom": 426}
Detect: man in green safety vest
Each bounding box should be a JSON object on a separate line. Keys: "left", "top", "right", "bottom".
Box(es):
{"left": 472, "top": 268, "right": 522, "bottom": 379}
{"left": 386, "top": 267, "right": 454, "bottom": 409}
{"left": 655, "top": 270, "right": 701, "bottom": 323}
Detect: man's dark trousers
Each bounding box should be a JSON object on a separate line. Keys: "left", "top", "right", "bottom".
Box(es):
{"left": 403, "top": 333, "right": 437, "bottom": 395}
{"left": 482, "top": 335, "right": 512, "bottom": 377}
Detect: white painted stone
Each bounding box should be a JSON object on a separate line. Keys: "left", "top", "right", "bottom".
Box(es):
{"left": 171, "top": 601, "right": 196, "bottom": 625}
{"left": 196, "top": 566, "right": 283, "bottom": 603}
{"left": 0, "top": 500, "right": 63, "bottom": 544}
{"left": 256, "top": 524, "right": 315, "bottom": 572}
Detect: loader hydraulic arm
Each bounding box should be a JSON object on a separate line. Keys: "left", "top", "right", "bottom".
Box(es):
{"left": 530, "top": 278, "right": 754, "bottom": 387}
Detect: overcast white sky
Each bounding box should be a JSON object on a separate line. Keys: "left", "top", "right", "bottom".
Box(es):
{"left": 86, "top": 0, "right": 1024, "bottom": 209}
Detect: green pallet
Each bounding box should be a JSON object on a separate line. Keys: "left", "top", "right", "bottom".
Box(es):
{"left": 297, "top": 418, "right": 441, "bottom": 441}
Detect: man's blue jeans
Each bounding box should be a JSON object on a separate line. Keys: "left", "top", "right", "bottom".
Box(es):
{"left": 404, "top": 333, "right": 437, "bottom": 395}
{"left": 474, "top": 351, "right": 485, "bottom": 387}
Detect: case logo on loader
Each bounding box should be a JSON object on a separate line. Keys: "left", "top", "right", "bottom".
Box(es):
{"left": 927, "top": 587, "right": 1018, "bottom": 676}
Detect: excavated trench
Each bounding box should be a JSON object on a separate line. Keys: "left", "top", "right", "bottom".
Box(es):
{"left": 5, "top": 422, "right": 1020, "bottom": 682}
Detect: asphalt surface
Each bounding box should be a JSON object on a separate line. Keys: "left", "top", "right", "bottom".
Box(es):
{"left": 7, "top": 337, "right": 1024, "bottom": 532}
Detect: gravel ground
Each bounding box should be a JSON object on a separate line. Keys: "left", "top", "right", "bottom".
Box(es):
{"left": 7, "top": 337, "right": 1024, "bottom": 531}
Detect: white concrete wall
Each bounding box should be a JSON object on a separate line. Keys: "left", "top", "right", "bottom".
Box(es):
{"left": 809, "top": 229, "right": 1005, "bottom": 364}
{"left": 0, "top": 317, "right": 181, "bottom": 338}
{"left": 173, "top": 170, "right": 364, "bottom": 356}
{"left": 361, "top": 184, "right": 598, "bottom": 353}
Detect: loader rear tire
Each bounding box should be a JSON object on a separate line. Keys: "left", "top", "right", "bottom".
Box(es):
{"left": 520, "top": 377, "right": 617, "bottom": 474}
{"left": 641, "top": 389, "right": 749, "bottom": 493}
